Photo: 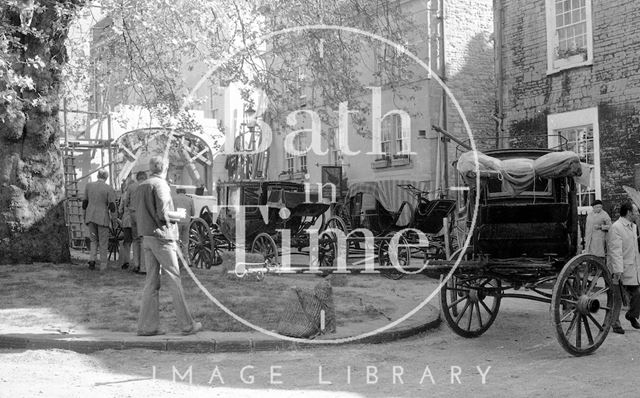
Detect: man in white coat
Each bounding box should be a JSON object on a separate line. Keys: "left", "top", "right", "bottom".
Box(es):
{"left": 584, "top": 199, "right": 611, "bottom": 257}
{"left": 608, "top": 201, "right": 640, "bottom": 331}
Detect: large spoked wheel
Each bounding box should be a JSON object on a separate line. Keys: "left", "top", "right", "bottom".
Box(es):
{"left": 315, "top": 230, "right": 338, "bottom": 277}
{"left": 551, "top": 254, "right": 615, "bottom": 356}
{"left": 440, "top": 275, "right": 502, "bottom": 338}
{"left": 188, "top": 218, "right": 214, "bottom": 269}
{"left": 323, "top": 216, "right": 347, "bottom": 233}
{"left": 251, "top": 233, "right": 279, "bottom": 266}
{"left": 108, "top": 218, "right": 124, "bottom": 262}
{"left": 378, "top": 231, "right": 411, "bottom": 280}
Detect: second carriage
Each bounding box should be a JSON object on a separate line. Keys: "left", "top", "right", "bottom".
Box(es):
{"left": 323, "top": 179, "right": 458, "bottom": 279}
{"left": 187, "top": 180, "right": 336, "bottom": 271}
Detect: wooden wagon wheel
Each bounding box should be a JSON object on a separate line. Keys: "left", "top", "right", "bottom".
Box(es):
{"left": 378, "top": 231, "right": 410, "bottom": 280}
{"left": 551, "top": 254, "right": 615, "bottom": 356}
{"left": 317, "top": 230, "right": 338, "bottom": 276}
{"left": 440, "top": 275, "right": 502, "bottom": 338}
{"left": 188, "top": 217, "right": 214, "bottom": 269}
{"left": 251, "top": 233, "right": 278, "bottom": 265}
{"left": 108, "top": 217, "right": 124, "bottom": 262}
{"left": 323, "top": 216, "right": 348, "bottom": 233}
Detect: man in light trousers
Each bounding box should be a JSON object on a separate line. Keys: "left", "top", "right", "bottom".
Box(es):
{"left": 83, "top": 170, "right": 116, "bottom": 271}
{"left": 135, "top": 156, "right": 202, "bottom": 336}
{"left": 608, "top": 201, "right": 640, "bottom": 332}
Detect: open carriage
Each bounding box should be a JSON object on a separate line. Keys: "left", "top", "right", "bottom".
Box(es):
{"left": 209, "top": 180, "right": 335, "bottom": 269}
{"left": 323, "top": 180, "right": 457, "bottom": 279}
{"left": 431, "top": 148, "right": 616, "bottom": 356}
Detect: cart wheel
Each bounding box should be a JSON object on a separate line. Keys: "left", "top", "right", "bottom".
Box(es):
{"left": 440, "top": 275, "right": 501, "bottom": 337}
{"left": 551, "top": 254, "right": 615, "bottom": 356}
{"left": 251, "top": 233, "right": 278, "bottom": 265}
{"left": 188, "top": 218, "right": 214, "bottom": 269}
{"left": 378, "top": 231, "right": 410, "bottom": 280}
{"left": 108, "top": 218, "right": 124, "bottom": 262}
{"left": 324, "top": 216, "right": 347, "bottom": 233}
{"left": 317, "top": 230, "right": 338, "bottom": 275}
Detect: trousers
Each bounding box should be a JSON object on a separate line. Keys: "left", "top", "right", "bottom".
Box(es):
{"left": 138, "top": 236, "right": 195, "bottom": 333}
{"left": 88, "top": 222, "right": 109, "bottom": 269}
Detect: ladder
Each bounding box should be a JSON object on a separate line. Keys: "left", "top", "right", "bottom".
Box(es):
{"left": 63, "top": 153, "right": 87, "bottom": 250}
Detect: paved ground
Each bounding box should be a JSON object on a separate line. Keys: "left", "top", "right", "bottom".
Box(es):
{"left": 2, "top": 298, "right": 639, "bottom": 398}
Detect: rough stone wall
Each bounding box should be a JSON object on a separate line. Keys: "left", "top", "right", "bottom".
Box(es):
{"left": 499, "top": 0, "right": 640, "bottom": 211}
{"left": 0, "top": 1, "right": 82, "bottom": 264}
{"left": 443, "top": 0, "right": 497, "bottom": 146}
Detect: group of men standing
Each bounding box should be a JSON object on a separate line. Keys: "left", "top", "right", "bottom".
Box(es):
{"left": 83, "top": 156, "right": 201, "bottom": 336}
{"left": 584, "top": 200, "right": 640, "bottom": 334}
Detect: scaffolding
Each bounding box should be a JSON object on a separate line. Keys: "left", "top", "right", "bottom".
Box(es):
{"left": 60, "top": 99, "right": 116, "bottom": 249}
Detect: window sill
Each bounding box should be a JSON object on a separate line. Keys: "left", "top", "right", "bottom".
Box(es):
{"left": 371, "top": 159, "right": 390, "bottom": 169}
{"left": 371, "top": 157, "right": 411, "bottom": 170}
{"left": 278, "top": 172, "right": 306, "bottom": 181}
{"left": 546, "top": 56, "right": 593, "bottom": 75}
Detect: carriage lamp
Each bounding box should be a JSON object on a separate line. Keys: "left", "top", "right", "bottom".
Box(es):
{"left": 17, "top": 0, "right": 36, "bottom": 29}
{"left": 244, "top": 105, "right": 257, "bottom": 132}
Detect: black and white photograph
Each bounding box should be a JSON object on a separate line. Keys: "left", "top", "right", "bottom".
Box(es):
{"left": 1, "top": 0, "right": 640, "bottom": 396}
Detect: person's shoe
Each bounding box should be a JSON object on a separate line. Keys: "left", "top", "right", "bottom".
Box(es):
{"left": 625, "top": 313, "right": 640, "bottom": 329}
{"left": 137, "top": 330, "right": 167, "bottom": 337}
{"left": 612, "top": 325, "right": 626, "bottom": 334}
{"left": 88, "top": 261, "right": 96, "bottom": 270}
{"left": 121, "top": 262, "right": 129, "bottom": 270}
{"left": 181, "top": 322, "right": 203, "bottom": 336}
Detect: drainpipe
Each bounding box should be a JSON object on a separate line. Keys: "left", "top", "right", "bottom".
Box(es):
{"left": 439, "top": 0, "right": 448, "bottom": 194}
{"left": 493, "top": 0, "right": 505, "bottom": 148}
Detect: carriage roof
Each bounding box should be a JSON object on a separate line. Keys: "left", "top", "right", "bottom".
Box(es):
{"left": 217, "top": 180, "right": 329, "bottom": 216}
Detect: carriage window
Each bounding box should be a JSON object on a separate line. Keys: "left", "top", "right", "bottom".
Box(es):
{"left": 244, "top": 187, "right": 260, "bottom": 206}
{"left": 361, "top": 193, "right": 377, "bottom": 211}
{"left": 228, "top": 187, "right": 241, "bottom": 206}
{"left": 487, "top": 176, "right": 552, "bottom": 197}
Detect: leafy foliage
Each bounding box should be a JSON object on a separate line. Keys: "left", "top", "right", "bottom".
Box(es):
{"left": 61, "top": 0, "right": 419, "bottom": 136}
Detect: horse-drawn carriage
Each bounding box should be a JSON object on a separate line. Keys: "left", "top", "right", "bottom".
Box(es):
{"left": 323, "top": 180, "right": 457, "bottom": 279}
{"left": 187, "top": 180, "right": 336, "bottom": 271}
{"left": 432, "top": 148, "right": 616, "bottom": 356}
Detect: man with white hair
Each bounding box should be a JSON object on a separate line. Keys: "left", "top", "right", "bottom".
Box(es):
{"left": 135, "top": 155, "right": 202, "bottom": 336}
{"left": 83, "top": 169, "right": 116, "bottom": 271}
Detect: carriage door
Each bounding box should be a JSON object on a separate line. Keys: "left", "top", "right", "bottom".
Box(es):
{"left": 219, "top": 186, "right": 241, "bottom": 242}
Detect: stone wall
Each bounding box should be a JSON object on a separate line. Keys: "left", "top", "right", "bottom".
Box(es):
{"left": 498, "top": 0, "right": 640, "bottom": 211}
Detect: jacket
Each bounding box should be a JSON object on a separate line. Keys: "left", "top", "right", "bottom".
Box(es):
{"left": 607, "top": 217, "right": 640, "bottom": 286}
{"left": 84, "top": 180, "right": 116, "bottom": 227}
{"left": 584, "top": 210, "right": 611, "bottom": 257}
{"left": 119, "top": 181, "right": 139, "bottom": 228}
{"left": 134, "top": 173, "right": 178, "bottom": 240}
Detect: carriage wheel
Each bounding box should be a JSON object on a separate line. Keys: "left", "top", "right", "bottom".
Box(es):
{"left": 317, "top": 230, "right": 338, "bottom": 276}
{"left": 108, "top": 218, "right": 124, "bottom": 262}
{"left": 378, "top": 231, "right": 411, "bottom": 280}
{"left": 188, "top": 218, "right": 214, "bottom": 269}
{"left": 251, "top": 233, "right": 279, "bottom": 265}
{"left": 440, "top": 275, "right": 502, "bottom": 338}
{"left": 324, "top": 216, "right": 347, "bottom": 233}
{"left": 551, "top": 254, "right": 615, "bottom": 356}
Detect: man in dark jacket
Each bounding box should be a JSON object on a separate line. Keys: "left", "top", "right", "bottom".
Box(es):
{"left": 83, "top": 170, "right": 116, "bottom": 271}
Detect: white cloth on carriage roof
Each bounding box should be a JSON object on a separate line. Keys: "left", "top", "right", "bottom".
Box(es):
{"left": 346, "top": 180, "right": 429, "bottom": 226}
{"left": 456, "top": 150, "right": 583, "bottom": 196}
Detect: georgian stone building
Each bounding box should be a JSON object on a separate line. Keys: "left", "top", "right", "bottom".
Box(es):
{"left": 495, "top": 0, "right": 640, "bottom": 212}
